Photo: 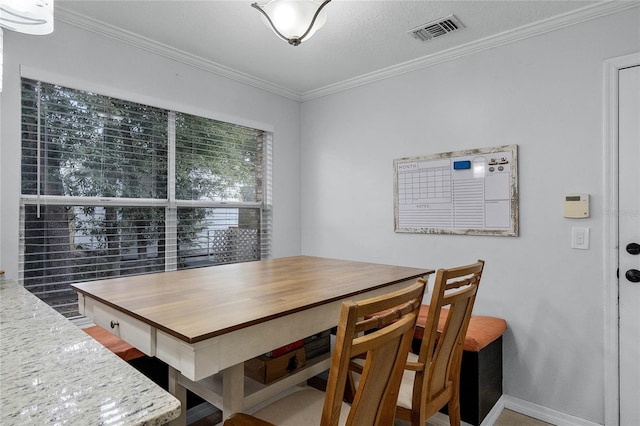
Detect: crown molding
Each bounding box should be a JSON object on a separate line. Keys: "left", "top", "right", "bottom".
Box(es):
{"left": 57, "top": 2, "right": 637, "bottom": 104}
{"left": 55, "top": 7, "right": 303, "bottom": 101}
{"left": 301, "top": 1, "right": 639, "bottom": 101}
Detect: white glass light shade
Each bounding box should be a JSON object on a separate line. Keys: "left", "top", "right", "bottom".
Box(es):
{"left": 0, "top": 0, "right": 54, "bottom": 35}
{"left": 258, "top": 0, "right": 327, "bottom": 44}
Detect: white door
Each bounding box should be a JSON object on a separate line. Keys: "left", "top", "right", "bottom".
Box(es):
{"left": 619, "top": 64, "right": 640, "bottom": 426}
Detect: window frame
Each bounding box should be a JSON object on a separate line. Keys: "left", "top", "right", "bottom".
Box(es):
{"left": 18, "top": 75, "right": 273, "bottom": 318}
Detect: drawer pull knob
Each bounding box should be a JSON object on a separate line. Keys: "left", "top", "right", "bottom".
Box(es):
{"left": 110, "top": 320, "right": 120, "bottom": 329}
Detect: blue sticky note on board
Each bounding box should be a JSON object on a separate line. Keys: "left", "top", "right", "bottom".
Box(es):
{"left": 453, "top": 160, "right": 471, "bottom": 170}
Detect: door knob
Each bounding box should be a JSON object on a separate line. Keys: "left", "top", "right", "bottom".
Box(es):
{"left": 625, "top": 269, "right": 640, "bottom": 283}
{"left": 626, "top": 243, "right": 640, "bottom": 255}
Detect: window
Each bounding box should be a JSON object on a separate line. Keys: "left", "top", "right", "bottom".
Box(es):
{"left": 19, "top": 79, "right": 272, "bottom": 318}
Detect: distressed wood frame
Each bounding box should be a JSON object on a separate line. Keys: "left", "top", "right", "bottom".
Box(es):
{"left": 393, "top": 144, "right": 518, "bottom": 236}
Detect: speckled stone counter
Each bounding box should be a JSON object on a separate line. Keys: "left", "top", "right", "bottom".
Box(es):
{"left": 0, "top": 279, "right": 181, "bottom": 425}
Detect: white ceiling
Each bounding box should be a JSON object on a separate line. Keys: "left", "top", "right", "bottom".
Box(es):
{"left": 56, "top": 0, "right": 630, "bottom": 100}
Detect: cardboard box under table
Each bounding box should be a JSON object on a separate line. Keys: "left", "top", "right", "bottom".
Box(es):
{"left": 245, "top": 347, "right": 306, "bottom": 384}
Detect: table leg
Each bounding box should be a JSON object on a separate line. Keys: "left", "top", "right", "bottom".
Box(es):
{"left": 222, "top": 363, "right": 245, "bottom": 420}
{"left": 167, "top": 366, "right": 187, "bottom": 426}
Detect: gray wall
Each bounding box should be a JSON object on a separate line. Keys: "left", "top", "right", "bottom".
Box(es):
{"left": 300, "top": 9, "right": 639, "bottom": 424}
{"left": 0, "top": 21, "right": 303, "bottom": 278}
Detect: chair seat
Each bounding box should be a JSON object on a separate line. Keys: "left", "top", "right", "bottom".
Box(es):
{"left": 414, "top": 306, "right": 506, "bottom": 352}
{"left": 248, "top": 388, "right": 349, "bottom": 425}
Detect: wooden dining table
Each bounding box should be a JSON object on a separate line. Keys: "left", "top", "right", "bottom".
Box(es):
{"left": 71, "top": 255, "right": 433, "bottom": 425}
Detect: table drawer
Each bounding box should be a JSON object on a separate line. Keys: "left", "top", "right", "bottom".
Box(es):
{"left": 87, "top": 299, "right": 156, "bottom": 356}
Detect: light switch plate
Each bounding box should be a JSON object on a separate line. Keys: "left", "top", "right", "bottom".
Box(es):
{"left": 571, "top": 227, "right": 590, "bottom": 250}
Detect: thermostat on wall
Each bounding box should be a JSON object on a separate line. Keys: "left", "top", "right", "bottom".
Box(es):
{"left": 563, "top": 194, "right": 589, "bottom": 218}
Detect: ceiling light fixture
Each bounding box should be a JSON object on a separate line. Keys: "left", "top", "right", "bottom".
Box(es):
{"left": 252, "top": 0, "right": 331, "bottom": 46}
{"left": 0, "top": 0, "right": 54, "bottom": 35}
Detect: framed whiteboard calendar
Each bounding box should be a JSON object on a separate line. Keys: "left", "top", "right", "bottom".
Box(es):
{"left": 393, "top": 144, "right": 518, "bottom": 236}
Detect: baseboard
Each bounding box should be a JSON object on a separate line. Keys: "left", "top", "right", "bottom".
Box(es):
{"left": 504, "top": 395, "right": 602, "bottom": 426}
{"left": 424, "top": 394, "right": 600, "bottom": 426}
{"left": 480, "top": 395, "right": 505, "bottom": 426}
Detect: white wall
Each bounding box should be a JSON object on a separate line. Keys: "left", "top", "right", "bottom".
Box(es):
{"left": 0, "top": 21, "right": 303, "bottom": 278}
{"left": 301, "top": 9, "right": 639, "bottom": 425}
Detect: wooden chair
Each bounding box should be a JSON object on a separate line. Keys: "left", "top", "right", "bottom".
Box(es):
{"left": 398, "top": 260, "right": 484, "bottom": 426}
{"left": 350, "top": 260, "right": 484, "bottom": 426}
{"left": 223, "top": 278, "right": 427, "bottom": 426}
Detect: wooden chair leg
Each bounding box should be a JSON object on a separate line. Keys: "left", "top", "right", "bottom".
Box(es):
{"left": 448, "top": 393, "right": 462, "bottom": 426}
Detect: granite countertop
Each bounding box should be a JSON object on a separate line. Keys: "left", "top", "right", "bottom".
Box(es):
{"left": 0, "top": 279, "right": 181, "bottom": 425}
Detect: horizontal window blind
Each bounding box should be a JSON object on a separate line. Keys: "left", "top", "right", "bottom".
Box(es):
{"left": 21, "top": 79, "right": 168, "bottom": 199}
{"left": 261, "top": 132, "right": 273, "bottom": 260}
{"left": 21, "top": 204, "right": 166, "bottom": 318}
{"left": 19, "top": 78, "right": 273, "bottom": 319}
{"left": 176, "top": 112, "right": 262, "bottom": 202}
{"left": 177, "top": 207, "right": 261, "bottom": 268}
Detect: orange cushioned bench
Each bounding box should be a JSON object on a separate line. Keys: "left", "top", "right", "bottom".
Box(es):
{"left": 82, "top": 325, "right": 145, "bottom": 362}
{"left": 414, "top": 305, "right": 507, "bottom": 426}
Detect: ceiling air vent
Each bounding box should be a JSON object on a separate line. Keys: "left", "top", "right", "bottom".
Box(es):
{"left": 409, "top": 15, "right": 464, "bottom": 42}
